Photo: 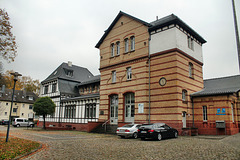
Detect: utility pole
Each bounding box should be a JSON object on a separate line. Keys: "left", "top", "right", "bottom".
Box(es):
{"left": 232, "top": 0, "right": 240, "bottom": 72}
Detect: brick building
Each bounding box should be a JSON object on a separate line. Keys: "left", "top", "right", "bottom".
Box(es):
{"left": 192, "top": 75, "right": 240, "bottom": 135}
{"left": 95, "top": 11, "right": 239, "bottom": 135}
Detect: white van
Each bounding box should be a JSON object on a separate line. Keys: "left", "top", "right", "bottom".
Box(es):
{"left": 12, "top": 118, "right": 34, "bottom": 127}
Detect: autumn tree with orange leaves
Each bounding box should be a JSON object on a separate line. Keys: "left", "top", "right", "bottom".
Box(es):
{"left": 2, "top": 70, "right": 40, "bottom": 95}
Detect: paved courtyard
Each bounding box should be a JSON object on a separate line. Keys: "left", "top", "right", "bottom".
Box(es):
{"left": 1, "top": 126, "right": 240, "bottom": 160}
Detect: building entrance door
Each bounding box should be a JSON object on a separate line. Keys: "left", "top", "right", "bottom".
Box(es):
{"left": 110, "top": 95, "right": 118, "bottom": 124}
{"left": 182, "top": 111, "right": 186, "bottom": 128}
{"left": 125, "top": 93, "right": 135, "bottom": 123}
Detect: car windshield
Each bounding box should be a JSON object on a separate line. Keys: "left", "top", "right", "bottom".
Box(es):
{"left": 122, "top": 124, "right": 134, "bottom": 128}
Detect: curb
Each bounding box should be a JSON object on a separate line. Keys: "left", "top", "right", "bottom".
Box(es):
{"left": 14, "top": 143, "right": 43, "bottom": 160}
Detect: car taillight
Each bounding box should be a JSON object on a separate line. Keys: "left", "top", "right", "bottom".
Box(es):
{"left": 117, "top": 129, "right": 119, "bottom": 132}
{"left": 125, "top": 130, "right": 130, "bottom": 132}
{"left": 148, "top": 129, "right": 154, "bottom": 133}
{"left": 137, "top": 129, "right": 140, "bottom": 132}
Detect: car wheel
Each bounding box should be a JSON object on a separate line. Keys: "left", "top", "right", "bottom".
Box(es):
{"left": 17, "top": 124, "right": 20, "bottom": 128}
{"left": 174, "top": 132, "right": 178, "bottom": 138}
{"left": 30, "top": 124, "right": 34, "bottom": 128}
{"left": 133, "top": 132, "right": 138, "bottom": 139}
{"left": 141, "top": 137, "right": 145, "bottom": 141}
{"left": 157, "top": 133, "right": 162, "bottom": 141}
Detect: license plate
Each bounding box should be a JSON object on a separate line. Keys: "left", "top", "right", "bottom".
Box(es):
{"left": 141, "top": 131, "right": 147, "bottom": 133}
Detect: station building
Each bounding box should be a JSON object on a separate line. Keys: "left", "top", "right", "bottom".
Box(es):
{"left": 39, "top": 11, "right": 240, "bottom": 135}
{"left": 95, "top": 11, "right": 240, "bottom": 135}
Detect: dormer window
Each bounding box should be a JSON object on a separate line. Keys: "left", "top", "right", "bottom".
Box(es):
{"left": 64, "top": 69, "right": 73, "bottom": 77}
{"left": 28, "top": 96, "right": 33, "bottom": 101}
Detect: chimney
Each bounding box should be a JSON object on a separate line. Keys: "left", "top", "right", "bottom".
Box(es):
{"left": 68, "top": 61, "right": 72, "bottom": 67}
{"left": 156, "top": 16, "right": 158, "bottom": 20}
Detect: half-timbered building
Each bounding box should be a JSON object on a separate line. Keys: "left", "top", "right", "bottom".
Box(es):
{"left": 39, "top": 62, "right": 100, "bottom": 131}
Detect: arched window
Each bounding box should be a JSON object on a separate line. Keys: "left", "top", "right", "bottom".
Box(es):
{"left": 111, "top": 43, "right": 114, "bottom": 57}
{"left": 124, "top": 38, "right": 129, "bottom": 53}
{"left": 125, "top": 92, "right": 135, "bottom": 123}
{"left": 116, "top": 41, "right": 120, "bottom": 55}
{"left": 182, "top": 90, "right": 187, "bottom": 101}
{"left": 189, "top": 62, "right": 193, "bottom": 78}
{"left": 130, "top": 36, "right": 135, "bottom": 51}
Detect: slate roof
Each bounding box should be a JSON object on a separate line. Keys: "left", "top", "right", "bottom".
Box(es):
{"left": 0, "top": 88, "right": 38, "bottom": 103}
{"left": 78, "top": 75, "right": 100, "bottom": 86}
{"left": 41, "top": 62, "right": 93, "bottom": 84}
{"left": 95, "top": 11, "right": 206, "bottom": 48}
{"left": 191, "top": 75, "right": 240, "bottom": 97}
{"left": 58, "top": 79, "right": 79, "bottom": 95}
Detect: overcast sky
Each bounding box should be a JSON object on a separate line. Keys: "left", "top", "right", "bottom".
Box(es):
{"left": 1, "top": 0, "right": 240, "bottom": 81}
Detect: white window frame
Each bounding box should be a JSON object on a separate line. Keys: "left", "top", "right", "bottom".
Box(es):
{"left": 127, "top": 67, "right": 132, "bottom": 80}
{"left": 231, "top": 103, "right": 235, "bottom": 122}
{"left": 202, "top": 106, "right": 207, "bottom": 121}
{"left": 111, "top": 43, "right": 115, "bottom": 57}
{"left": 182, "top": 90, "right": 187, "bottom": 101}
{"left": 112, "top": 71, "right": 116, "bottom": 83}
{"left": 124, "top": 38, "right": 129, "bottom": 53}
{"left": 188, "top": 36, "right": 194, "bottom": 50}
{"left": 189, "top": 63, "right": 193, "bottom": 78}
{"left": 130, "top": 36, "right": 135, "bottom": 51}
{"left": 116, "top": 41, "right": 120, "bottom": 55}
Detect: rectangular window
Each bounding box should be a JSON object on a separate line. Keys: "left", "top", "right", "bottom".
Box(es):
{"left": 44, "top": 85, "right": 48, "bottom": 94}
{"left": 127, "top": 67, "right": 132, "bottom": 80}
{"left": 5, "top": 112, "right": 7, "bottom": 115}
{"left": 188, "top": 36, "right": 194, "bottom": 50}
{"left": 112, "top": 71, "right": 116, "bottom": 83}
{"left": 64, "top": 105, "right": 76, "bottom": 118}
{"left": 202, "top": 106, "right": 207, "bottom": 121}
{"left": 52, "top": 83, "right": 57, "bottom": 93}
{"left": 182, "top": 90, "right": 187, "bottom": 101}
{"left": 29, "top": 105, "right": 33, "bottom": 110}
{"left": 189, "top": 63, "right": 194, "bottom": 78}
{"left": 111, "top": 43, "right": 115, "bottom": 57}
{"left": 116, "top": 41, "right": 120, "bottom": 55}
{"left": 124, "top": 38, "right": 129, "bottom": 53}
{"left": 13, "top": 108, "right": 17, "bottom": 113}
{"left": 130, "top": 36, "right": 135, "bottom": 51}
{"left": 231, "top": 103, "right": 235, "bottom": 122}
{"left": 85, "top": 103, "right": 96, "bottom": 118}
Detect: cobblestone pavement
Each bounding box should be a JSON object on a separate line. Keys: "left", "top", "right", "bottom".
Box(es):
{"left": 1, "top": 126, "right": 240, "bottom": 160}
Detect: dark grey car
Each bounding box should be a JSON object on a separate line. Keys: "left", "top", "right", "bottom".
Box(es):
{"left": 138, "top": 123, "right": 178, "bottom": 141}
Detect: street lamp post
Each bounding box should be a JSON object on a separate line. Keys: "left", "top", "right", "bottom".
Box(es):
{"left": 6, "top": 72, "right": 22, "bottom": 142}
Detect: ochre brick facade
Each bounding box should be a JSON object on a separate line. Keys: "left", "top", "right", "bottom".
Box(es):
{"left": 193, "top": 95, "right": 239, "bottom": 135}
{"left": 96, "top": 11, "right": 240, "bottom": 135}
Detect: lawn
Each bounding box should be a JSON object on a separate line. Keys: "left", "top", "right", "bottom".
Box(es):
{"left": 0, "top": 132, "right": 40, "bottom": 160}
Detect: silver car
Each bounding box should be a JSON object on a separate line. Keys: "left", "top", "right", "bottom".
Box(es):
{"left": 116, "top": 124, "right": 141, "bottom": 139}
{"left": 12, "top": 118, "right": 34, "bottom": 127}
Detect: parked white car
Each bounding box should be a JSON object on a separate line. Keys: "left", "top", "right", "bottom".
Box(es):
{"left": 116, "top": 124, "right": 141, "bottom": 139}
{"left": 12, "top": 118, "right": 34, "bottom": 127}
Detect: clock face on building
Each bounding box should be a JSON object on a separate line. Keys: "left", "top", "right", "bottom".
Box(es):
{"left": 159, "top": 77, "right": 166, "bottom": 86}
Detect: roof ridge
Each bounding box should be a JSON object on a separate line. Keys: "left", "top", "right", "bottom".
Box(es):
{"left": 204, "top": 74, "right": 240, "bottom": 81}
